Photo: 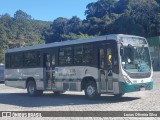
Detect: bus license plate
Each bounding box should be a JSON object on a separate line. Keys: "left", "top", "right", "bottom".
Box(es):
{"left": 140, "top": 88, "right": 145, "bottom": 91}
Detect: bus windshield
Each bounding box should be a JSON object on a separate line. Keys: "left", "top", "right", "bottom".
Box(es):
{"left": 121, "top": 45, "right": 151, "bottom": 73}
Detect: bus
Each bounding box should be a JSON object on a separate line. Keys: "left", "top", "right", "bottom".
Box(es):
{"left": 4, "top": 34, "right": 153, "bottom": 99}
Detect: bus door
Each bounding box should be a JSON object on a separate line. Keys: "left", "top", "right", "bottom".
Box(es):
{"left": 99, "top": 45, "right": 113, "bottom": 93}
{"left": 44, "top": 53, "right": 56, "bottom": 89}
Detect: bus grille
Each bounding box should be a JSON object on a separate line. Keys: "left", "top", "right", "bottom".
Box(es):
{"left": 128, "top": 72, "right": 151, "bottom": 78}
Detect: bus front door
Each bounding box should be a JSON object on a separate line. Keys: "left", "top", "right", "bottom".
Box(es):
{"left": 44, "top": 53, "right": 56, "bottom": 90}
{"left": 99, "top": 46, "right": 113, "bottom": 93}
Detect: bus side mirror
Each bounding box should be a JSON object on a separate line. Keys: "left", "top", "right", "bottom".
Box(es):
{"left": 120, "top": 47, "right": 124, "bottom": 56}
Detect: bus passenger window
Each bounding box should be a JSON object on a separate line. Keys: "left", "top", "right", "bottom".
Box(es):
{"left": 59, "top": 47, "right": 72, "bottom": 65}
{"left": 24, "top": 52, "right": 40, "bottom": 67}
{"left": 46, "top": 54, "right": 50, "bottom": 70}
{"left": 74, "top": 45, "right": 93, "bottom": 65}
{"left": 5, "top": 54, "right": 11, "bottom": 68}
{"left": 83, "top": 45, "right": 93, "bottom": 64}
{"left": 66, "top": 57, "right": 71, "bottom": 64}
{"left": 52, "top": 55, "right": 55, "bottom": 65}
{"left": 100, "top": 49, "right": 105, "bottom": 69}
{"left": 74, "top": 46, "right": 83, "bottom": 64}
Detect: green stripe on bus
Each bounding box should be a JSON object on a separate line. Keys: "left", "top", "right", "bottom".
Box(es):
{"left": 5, "top": 79, "right": 43, "bottom": 81}
{"left": 5, "top": 79, "right": 25, "bottom": 81}
{"left": 119, "top": 81, "right": 153, "bottom": 93}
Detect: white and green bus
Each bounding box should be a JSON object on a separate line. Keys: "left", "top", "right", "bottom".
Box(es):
{"left": 5, "top": 34, "right": 153, "bottom": 99}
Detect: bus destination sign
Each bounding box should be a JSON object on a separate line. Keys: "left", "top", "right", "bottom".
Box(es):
{"left": 119, "top": 37, "right": 147, "bottom": 45}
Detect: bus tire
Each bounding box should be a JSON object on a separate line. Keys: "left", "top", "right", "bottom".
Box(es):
{"left": 27, "top": 81, "right": 43, "bottom": 96}
{"left": 85, "top": 81, "right": 100, "bottom": 99}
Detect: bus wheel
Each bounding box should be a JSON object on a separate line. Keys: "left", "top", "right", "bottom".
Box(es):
{"left": 85, "top": 81, "right": 100, "bottom": 99}
{"left": 27, "top": 81, "right": 43, "bottom": 96}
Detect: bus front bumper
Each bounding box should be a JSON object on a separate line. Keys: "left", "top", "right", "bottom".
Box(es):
{"left": 119, "top": 81, "right": 153, "bottom": 94}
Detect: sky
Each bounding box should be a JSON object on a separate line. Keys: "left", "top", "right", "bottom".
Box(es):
{"left": 0, "top": 0, "right": 97, "bottom": 21}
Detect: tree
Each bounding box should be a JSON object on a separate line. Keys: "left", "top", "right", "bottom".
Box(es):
{"left": 0, "top": 25, "right": 8, "bottom": 63}
{"left": 14, "top": 10, "right": 31, "bottom": 20}
{"left": 45, "top": 17, "right": 69, "bottom": 43}
{"left": 0, "top": 14, "right": 13, "bottom": 28}
{"left": 84, "top": 17, "right": 104, "bottom": 35}
{"left": 107, "top": 13, "right": 145, "bottom": 36}
{"left": 115, "top": 0, "right": 129, "bottom": 14}
{"left": 151, "top": 13, "right": 160, "bottom": 36}
{"left": 85, "top": 0, "right": 117, "bottom": 19}
{"left": 128, "top": 0, "right": 159, "bottom": 37}
{"left": 68, "top": 16, "right": 82, "bottom": 34}
{"left": 155, "top": 0, "right": 160, "bottom": 4}
{"left": 84, "top": 0, "right": 160, "bottom": 38}
{"left": 62, "top": 32, "right": 93, "bottom": 40}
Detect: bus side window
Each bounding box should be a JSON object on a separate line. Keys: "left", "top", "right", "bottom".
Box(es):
{"left": 114, "top": 51, "right": 118, "bottom": 65}
{"left": 100, "top": 49, "right": 105, "bottom": 69}
{"left": 5, "top": 54, "right": 11, "bottom": 68}
{"left": 52, "top": 54, "right": 55, "bottom": 66}
{"left": 46, "top": 54, "right": 50, "bottom": 69}
{"left": 83, "top": 45, "right": 93, "bottom": 64}
{"left": 24, "top": 52, "right": 40, "bottom": 67}
{"left": 59, "top": 47, "right": 72, "bottom": 65}
{"left": 14, "top": 53, "right": 23, "bottom": 68}
{"left": 74, "top": 45, "right": 93, "bottom": 65}
{"left": 113, "top": 48, "right": 119, "bottom": 74}
{"left": 74, "top": 46, "right": 83, "bottom": 64}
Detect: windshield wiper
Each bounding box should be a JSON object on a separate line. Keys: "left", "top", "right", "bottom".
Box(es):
{"left": 137, "top": 45, "right": 144, "bottom": 56}
{"left": 136, "top": 45, "right": 145, "bottom": 72}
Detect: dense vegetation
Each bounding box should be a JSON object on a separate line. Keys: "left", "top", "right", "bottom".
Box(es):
{"left": 1, "top": 0, "right": 160, "bottom": 63}
{"left": 0, "top": 10, "right": 51, "bottom": 62}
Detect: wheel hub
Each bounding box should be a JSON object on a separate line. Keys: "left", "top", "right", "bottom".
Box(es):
{"left": 87, "top": 85, "right": 95, "bottom": 96}
{"left": 29, "top": 84, "right": 35, "bottom": 94}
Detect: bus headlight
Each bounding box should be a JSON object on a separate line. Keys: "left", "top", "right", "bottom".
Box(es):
{"left": 123, "top": 75, "right": 132, "bottom": 84}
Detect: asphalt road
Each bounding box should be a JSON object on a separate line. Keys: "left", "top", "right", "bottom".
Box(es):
{"left": 0, "top": 72, "right": 160, "bottom": 120}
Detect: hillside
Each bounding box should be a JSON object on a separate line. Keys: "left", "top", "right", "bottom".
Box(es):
{"left": 0, "top": 10, "right": 51, "bottom": 62}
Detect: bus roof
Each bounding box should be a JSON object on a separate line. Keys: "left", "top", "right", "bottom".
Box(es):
{"left": 5, "top": 34, "right": 145, "bottom": 53}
